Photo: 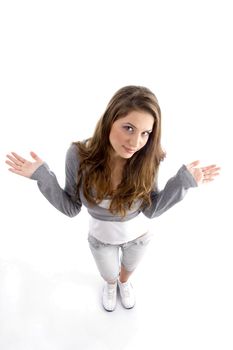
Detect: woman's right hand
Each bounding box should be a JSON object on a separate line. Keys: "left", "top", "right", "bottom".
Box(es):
{"left": 5, "top": 151, "right": 44, "bottom": 178}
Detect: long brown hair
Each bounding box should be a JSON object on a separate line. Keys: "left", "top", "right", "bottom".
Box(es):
{"left": 73, "top": 85, "right": 166, "bottom": 217}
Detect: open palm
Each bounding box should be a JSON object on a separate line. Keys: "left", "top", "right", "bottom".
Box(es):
{"left": 186, "top": 160, "right": 220, "bottom": 185}
{"left": 5, "top": 152, "right": 44, "bottom": 178}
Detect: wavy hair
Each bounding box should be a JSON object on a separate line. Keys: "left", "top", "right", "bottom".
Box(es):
{"left": 73, "top": 85, "right": 166, "bottom": 217}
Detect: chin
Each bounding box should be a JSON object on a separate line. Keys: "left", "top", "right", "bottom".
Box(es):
{"left": 121, "top": 152, "right": 135, "bottom": 159}
{"left": 122, "top": 155, "right": 133, "bottom": 159}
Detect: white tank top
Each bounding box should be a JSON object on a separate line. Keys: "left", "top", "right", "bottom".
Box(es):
{"left": 88, "top": 199, "right": 150, "bottom": 244}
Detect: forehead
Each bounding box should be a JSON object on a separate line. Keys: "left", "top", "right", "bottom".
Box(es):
{"left": 116, "top": 110, "right": 154, "bottom": 129}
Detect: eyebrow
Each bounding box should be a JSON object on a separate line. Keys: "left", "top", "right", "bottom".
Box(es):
{"left": 124, "top": 122, "right": 153, "bottom": 133}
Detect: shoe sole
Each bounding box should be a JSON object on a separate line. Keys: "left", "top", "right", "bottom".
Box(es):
{"left": 120, "top": 302, "right": 135, "bottom": 309}
{"left": 103, "top": 306, "right": 116, "bottom": 312}
{"left": 102, "top": 301, "right": 116, "bottom": 312}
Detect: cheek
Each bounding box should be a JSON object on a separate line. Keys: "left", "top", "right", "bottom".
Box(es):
{"left": 139, "top": 137, "right": 149, "bottom": 149}
{"left": 110, "top": 128, "right": 124, "bottom": 145}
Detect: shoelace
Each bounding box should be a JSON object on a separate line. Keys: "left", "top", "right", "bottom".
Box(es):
{"left": 107, "top": 285, "right": 116, "bottom": 299}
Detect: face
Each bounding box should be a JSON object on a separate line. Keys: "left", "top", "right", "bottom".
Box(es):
{"left": 109, "top": 110, "right": 154, "bottom": 160}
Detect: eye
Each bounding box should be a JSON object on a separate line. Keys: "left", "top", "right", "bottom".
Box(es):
{"left": 123, "top": 125, "right": 134, "bottom": 133}
{"left": 142, "top": 131, "right": 150, "bottom": 137}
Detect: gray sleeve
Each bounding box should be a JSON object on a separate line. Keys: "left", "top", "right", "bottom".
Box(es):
{"left": 30, "top": 144, "right": 82, "bottom": 217}
{"left": 142, "top": 165, "right": 198, "bottom": 218}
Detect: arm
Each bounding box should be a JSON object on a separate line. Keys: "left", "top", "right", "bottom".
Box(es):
{"left": 6, "top": 145, "right": 82, "bottom": 217}
{"left": 30, "top": 145, "right": 82, "bottom": 217}
{"left": 142, "top": 160, "right": 220, "bottom": 219}
{"left": 142, "top": 165, "right": 197, "bottom": 219}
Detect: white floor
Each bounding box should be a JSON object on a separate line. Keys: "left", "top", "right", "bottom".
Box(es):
{"left": 1, "top": 190, "right": 232, "bottom": 350}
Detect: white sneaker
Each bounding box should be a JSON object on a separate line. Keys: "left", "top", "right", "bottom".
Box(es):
{"left": 102, "top": 282, "right": 117, "bottom": 311}
{"left": 118, "top": 280, "right": 135, "bottom": 309}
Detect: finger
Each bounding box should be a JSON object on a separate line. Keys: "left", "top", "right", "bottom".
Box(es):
{"left": 203, "top": 178, "right": 214, "bottom": 183}
{"left": 208, "top": 171, "right": 220, "bottom": 176}
{"left": 211, "top": 167, "right": 221, "bottom": 172}
{"left": 203, "top": 170, "right": 217, "bottom": 176}
{"left": 188, "top": 160, "right": 200, "bottom": 168}
{"left": 30, "top": 151, "right": 42, "bottom": 162}
{"left": 209, "top": 173, "right": 220, "bottom": 178}
{"left": 205, "top": 167, "right": 221, "bottom": 174}
{"left": 8, "top": 168, "right": 24, "bottom": 176}
{"left": 11, "top": 152, "right": 26, "bottom": 163}
{"left": 5, "top": 159, "right": 22, "bottom": 170}
{"left": 203, "top": 172, "right": 220, "bottom": 182}
{"left": 201, "top": 165, "right": 220, "bottom": 171}
{"left": 6, "top": 154, "right": 22, "bottom": 166}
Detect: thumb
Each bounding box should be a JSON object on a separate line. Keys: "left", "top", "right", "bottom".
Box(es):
{"left": 187, "top": 160, "right": 200, "bottom": 169}
{"left": 30, "top": 151, "right": 42, "bottom": 162}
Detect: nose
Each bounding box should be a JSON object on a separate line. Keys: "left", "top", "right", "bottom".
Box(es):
{"left": 129, "top": 133, "right": 141, "bottom": 149}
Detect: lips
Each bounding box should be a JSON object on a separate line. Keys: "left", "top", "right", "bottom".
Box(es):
{"left": 123, "top": 146, "right": 137, "bottom": 153}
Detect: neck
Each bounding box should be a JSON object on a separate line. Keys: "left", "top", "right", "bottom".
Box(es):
{"left": 109, "top": 156, "right": 127, "bottom": 169}
{"left": 108, "top": 149, "right": 127, "bottom": 168}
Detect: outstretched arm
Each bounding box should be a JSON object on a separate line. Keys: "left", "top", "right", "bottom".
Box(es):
{"left": 143, "top": 161, "right": 220, "bottom": 219}
{"left": 5, "top": 145, "right": 82, "bottom": 217}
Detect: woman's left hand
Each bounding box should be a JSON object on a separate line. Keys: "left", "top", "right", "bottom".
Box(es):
{"left": 186, "top": 160, "right": 220, "bottom": 185}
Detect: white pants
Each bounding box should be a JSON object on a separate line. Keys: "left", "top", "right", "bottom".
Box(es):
{"left": 88, "top": 232, "right": 152, "bottom": 283}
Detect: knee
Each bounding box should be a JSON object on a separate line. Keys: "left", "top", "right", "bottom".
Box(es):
{"left": 121, "top": 263, "right": 135, "bottom": 273}
{"left": 101, "top": 272, "right": 119, "bottom": 284}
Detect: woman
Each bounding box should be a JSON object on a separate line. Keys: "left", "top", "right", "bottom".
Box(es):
{"left": 5, "top": 86, "right": 220, "bottom": 312}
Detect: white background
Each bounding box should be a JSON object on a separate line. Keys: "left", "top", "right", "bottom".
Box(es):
{"left": 0, "top": 1, "right": 232, "bottom": 349}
